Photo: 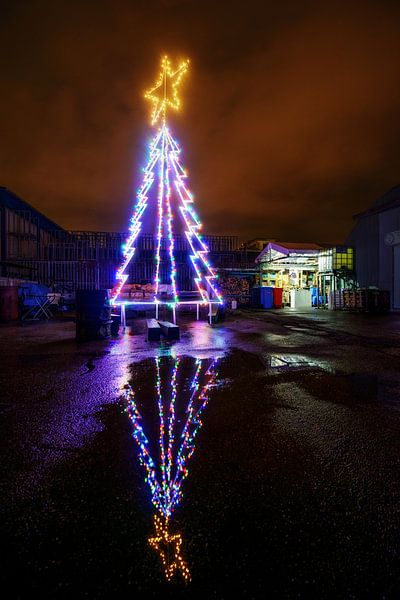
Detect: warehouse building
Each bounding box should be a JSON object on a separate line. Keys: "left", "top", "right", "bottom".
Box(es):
{"left": 0, "top": 186, "right": 65, "bottom": 281}
{"left": 0, "top": 187, "right": 257, "bottom": 298}
{"left": 346, "top": 186, "right": 400, "bottom": 310}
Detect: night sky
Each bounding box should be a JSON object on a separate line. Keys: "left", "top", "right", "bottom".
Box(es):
{"left": 1, "top": 0, "right": 400, "bottom": 242}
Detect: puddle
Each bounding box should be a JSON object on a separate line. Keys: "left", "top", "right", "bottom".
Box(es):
{"left": 121, "top": 349, "right": 267, "bottom": 583}
{"left": 262, "top": 354, "right": 399, "bottom": 405}
{"left": 3, "top": 341, "right": 400, "bottom": 597}
{"left": 120, "top": 348, "right": 400, "bottom": 583}
{"left": 283, "top": 325, "right": 330, "bottom": 337}
{"left": 122, "top": 354, "right": 221, "bottom": 582}
{"left": 263, "top": 353, "right": 333, "bottom": 374}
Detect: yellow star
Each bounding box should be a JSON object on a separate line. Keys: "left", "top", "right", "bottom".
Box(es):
{"left": 144, "top": 55, "right": 190, "bottom": 126}
{"left": 148, "top": 514, "right": 191, "bottom": 582}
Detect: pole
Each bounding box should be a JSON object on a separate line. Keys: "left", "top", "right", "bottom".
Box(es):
{"left": 121, "top": 304, "right": 126, "bottom": 331}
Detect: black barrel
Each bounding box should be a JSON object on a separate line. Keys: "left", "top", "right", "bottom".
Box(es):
{"left": 75, "top": 289, "right": 112, "bottom": 341}
{"left": 0, "top": 286, "right": 19, "bottom": 321}
{"left": 250, "top": 286, "right": 261, "bottom": 308}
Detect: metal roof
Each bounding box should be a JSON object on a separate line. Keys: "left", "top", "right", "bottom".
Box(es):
{"left": 255, "top": 241, "right": 323, "bottom": 263}
{"left": 0, "top": 187, "right": 64, "bottom": 232}
{"left": 354, "top": 185, "right": 400, "bottom": 220}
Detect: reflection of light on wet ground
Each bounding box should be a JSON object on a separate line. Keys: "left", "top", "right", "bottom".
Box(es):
{"left": 264, "top": 354, "right": 333, "bottom": 373}
{"left": 108, "top": 333, "right": 139, "bottom": 389}
{"left": 123, "top": 354, "right": 220, "bottom": 582}
{"left": 186, "top": 321, "right": 228, "bottom": 354}
{"left": 108, "top": 320, "right": 228, "bottom": 362}
{"left": 148, "top": 514, "right": 191, "bottom": 582}
{"left": 4, "top": 315, "right": 400, "bottom": 597}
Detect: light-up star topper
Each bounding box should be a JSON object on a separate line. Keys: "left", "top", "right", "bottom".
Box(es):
{"left": 144, "top": 55, "right": 190, "bottom": 125}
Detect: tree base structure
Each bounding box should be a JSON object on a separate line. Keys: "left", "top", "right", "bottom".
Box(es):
{"left": 116, "top": 299, "right": 222, "bottom": 327}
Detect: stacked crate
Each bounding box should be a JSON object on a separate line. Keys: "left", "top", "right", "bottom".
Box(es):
{"left": 343, "top": 290, "right": 356, "bottom": 310}
{"left": 329, "top": 290, "right": 344, "bottom": 310}
{"left": 343, "top": 290, "right": 364, "bottom": 310}
{"left": 343, "top": 289, "right": 390, "bottom": 312}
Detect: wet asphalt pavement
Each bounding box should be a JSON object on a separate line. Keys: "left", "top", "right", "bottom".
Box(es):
{"left": 1, "top": 308, "right": 400, "bottom": 599}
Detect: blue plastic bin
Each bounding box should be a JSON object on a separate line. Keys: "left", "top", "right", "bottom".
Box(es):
{"left": 260, "top": 286, "right": 274, "bottom": 309}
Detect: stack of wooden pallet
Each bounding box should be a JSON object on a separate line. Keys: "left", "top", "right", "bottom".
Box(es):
{"left": 343, "top": 290, "right": 364, "bottom": 310}
{"left": 343, "top": 289, "right": 390, "bottom": 312}
{"left": 329, "top": 291, "right": 344, "bottom": 310}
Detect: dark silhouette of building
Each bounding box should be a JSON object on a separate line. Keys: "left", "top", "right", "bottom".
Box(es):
{"left": 346, "top": 186, "right": 400, "bottom": 310}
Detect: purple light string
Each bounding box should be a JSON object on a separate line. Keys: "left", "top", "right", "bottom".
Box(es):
{"left": 114, "top": 124, "right": 223, "bottom": 304}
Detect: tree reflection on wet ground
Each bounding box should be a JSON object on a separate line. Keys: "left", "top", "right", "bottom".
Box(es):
{"left": 1, "top": 313, "right": 400, "bottom": 597}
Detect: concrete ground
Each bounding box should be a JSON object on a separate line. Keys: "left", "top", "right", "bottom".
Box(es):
{"left": 1, "top": 309, "right": 400, "bottom": 598}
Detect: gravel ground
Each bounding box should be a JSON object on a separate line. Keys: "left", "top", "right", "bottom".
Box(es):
{"left": 1, "top": 309, "right": 400, "bottom": 599}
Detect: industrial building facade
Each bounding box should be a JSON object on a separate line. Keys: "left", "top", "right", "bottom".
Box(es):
{"left": 2, "top": 185, "right": 399, "bottom": 310}
{"left": 347, "top": 186, "right": 400, "bottom": 310}
{"left": 0, "top": 187, "right": 257, "bottom": 296}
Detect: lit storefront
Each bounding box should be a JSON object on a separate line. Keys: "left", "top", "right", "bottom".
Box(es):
{"left": 256, "top": 242, "right": 322, "bottom": 308}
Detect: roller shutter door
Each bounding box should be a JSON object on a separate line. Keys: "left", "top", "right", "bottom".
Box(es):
{"left": 394, "top": 245, "right": 400, "bottom": 309}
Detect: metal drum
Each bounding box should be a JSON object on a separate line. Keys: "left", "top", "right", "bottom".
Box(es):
{"left": 0, "top": 286, "right": 19, "bottom": 321}
{"left": 75, "top": 289, "right": 112, "bottom": 341}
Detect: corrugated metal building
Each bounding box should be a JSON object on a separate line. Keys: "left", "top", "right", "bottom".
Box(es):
{"left": 0, "top": 187, "right": 257, "bottom": 292}
{"left": 346, "top": 186, "right": 400, "bottom": 310}
{"left": 0, "top": 186, "right": 65, "bottom": 281}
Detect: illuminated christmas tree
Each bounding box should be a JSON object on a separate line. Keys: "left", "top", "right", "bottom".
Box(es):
{"left": 113, "top": 56, "right": 222, "bottom": 310}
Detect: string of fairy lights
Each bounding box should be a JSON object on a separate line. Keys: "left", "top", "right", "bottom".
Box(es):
{"left": 122, "top": 356, "right": 219, "bottom": 582}
{"left": 112, "top": 56, "right": 222, "bottom": 306}
{"left": 113, "top": 129, "right": 162, "bottom": 301}
{"left": 144, "top": 55, "right": 190, "bottom": 126}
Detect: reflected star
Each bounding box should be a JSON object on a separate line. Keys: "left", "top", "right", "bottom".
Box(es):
{"left": 148, "top": 514, "right": 191, "bottom": 582}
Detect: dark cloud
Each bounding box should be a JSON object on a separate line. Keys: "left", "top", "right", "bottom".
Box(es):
{"left": 1, "top": 0, "right": 400, "bottom": 242}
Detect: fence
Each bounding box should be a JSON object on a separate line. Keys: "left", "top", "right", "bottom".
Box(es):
{"left": 1, "top": 221, "right": 257, "bottom": 290}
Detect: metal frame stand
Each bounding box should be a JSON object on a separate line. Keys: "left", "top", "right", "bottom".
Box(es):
{"left": 121, "top": 304, "right": 126, "bottom": 331}
{"left": 22, "top": 296, "right": 53, "bottom": 321}
{"left": 113, "top": 300, "right": 221, "bottom": 328}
